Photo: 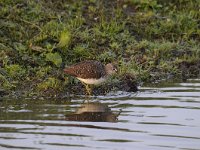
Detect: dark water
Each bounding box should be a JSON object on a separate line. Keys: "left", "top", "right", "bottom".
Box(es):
{"left": 0, "top": 79, "right": 200, "bottom": 150}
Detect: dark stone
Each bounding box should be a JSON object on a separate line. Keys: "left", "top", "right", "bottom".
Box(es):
{"left": 0, "top": 89, "right": 8, "bottom": 98}
{"left": 178, "top": 60, "right": 200, "bottom": 81}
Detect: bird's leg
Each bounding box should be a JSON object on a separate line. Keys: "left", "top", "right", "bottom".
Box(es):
{"left": 81, "top": 82, "right": 93, "bottom": 96}
{"left": 85, "top": 84, "right": 93, "bottom": 96}
{"left": 81, "top": 83, "right": 93, "bottom": 103}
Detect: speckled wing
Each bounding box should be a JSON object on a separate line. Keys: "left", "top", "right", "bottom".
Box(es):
{"left": 64, "top": 61, "right": 106, "bottom": 79}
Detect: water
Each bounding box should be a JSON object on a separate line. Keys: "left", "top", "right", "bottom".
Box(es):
{"left": 0, "top": 79, "right": 200, "bottom": 150}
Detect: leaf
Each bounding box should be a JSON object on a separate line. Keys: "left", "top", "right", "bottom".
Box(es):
{"left": 57, "top": 30, "right": 71, "bottom": 48}
{"left": 45, "top": 52, "right": 62, "bottom": 67}
{"left": 30, "top": 44, "right": 45, "bottom": 52}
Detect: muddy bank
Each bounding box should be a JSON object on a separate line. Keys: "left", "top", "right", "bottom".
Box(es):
{"left": 1, "top": 0, "right": 200, "bottom": 99}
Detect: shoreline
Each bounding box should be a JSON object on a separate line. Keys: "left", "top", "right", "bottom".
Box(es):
{"left": 1, "top": 0, "right": 199, "bottom": 99}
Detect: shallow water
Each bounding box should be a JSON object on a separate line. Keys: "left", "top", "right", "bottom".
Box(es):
{"left": 0, "top": 79, "right": 200, "bottom": 150}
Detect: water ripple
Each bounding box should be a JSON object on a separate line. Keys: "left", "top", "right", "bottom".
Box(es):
{"left": 1, "top": 79, "right": 200, "bottom": 150}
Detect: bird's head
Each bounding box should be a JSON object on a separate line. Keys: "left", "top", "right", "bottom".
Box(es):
{"left": 105, "top": 63, "right": 117, "bottom": 75}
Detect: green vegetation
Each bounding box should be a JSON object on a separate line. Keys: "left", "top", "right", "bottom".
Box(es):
{"left": 0, "top": 0, "right": 200, "bottom": 97}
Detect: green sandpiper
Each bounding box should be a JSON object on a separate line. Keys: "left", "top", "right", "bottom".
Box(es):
{"left": 64, "top": 60, "right": 117, "bottom": 95}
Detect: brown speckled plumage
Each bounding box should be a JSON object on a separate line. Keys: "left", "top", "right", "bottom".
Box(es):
{"left": 64, "top": 60, "right": 117, "bottom": 95}
{"left": 64, "top": 60, "right": 107, "bottom": 79}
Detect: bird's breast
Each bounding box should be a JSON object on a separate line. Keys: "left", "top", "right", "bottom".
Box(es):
{"left": 77, "top": 77, "right": 106, "bottom": 85}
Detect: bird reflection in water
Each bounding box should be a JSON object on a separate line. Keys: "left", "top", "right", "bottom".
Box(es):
{"left": 65, "top": 102, "right": 121, "bottom": 122}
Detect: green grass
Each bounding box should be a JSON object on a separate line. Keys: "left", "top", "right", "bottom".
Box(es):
{"left": 0, "top": 0, "right": 200, "bottom": 97}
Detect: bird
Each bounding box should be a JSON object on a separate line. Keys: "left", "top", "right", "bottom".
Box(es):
{"left": 63, "top": 60, "right": 117, "bottom": 95}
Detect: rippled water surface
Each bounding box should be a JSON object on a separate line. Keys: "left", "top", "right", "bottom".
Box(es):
{"left": 0, "top": 79, "right": 200, "bottom": 150}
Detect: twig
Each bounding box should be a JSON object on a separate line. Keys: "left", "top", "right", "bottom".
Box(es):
{"left": 19, "top": 18, "right": 42, "bottom": 32}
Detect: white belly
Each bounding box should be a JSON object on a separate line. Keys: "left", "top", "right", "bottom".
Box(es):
{"left": 77, "top": 77, "right": 106, "bottom": 85}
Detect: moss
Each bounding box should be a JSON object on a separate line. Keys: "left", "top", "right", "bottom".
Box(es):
{"left": 0, "top": 74, "right": 15, "bottom": 90}
{"left": 5, "top": 64, "right": 26, "bottom": 79}
{"left": 45, "top": 52, "right": 62, "bottom": 67}
{"left": 35, "top": 66, "right": 52, "bottom": 78}
{"left": 37, "top": 77, "right": 62, "bottom": 91}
